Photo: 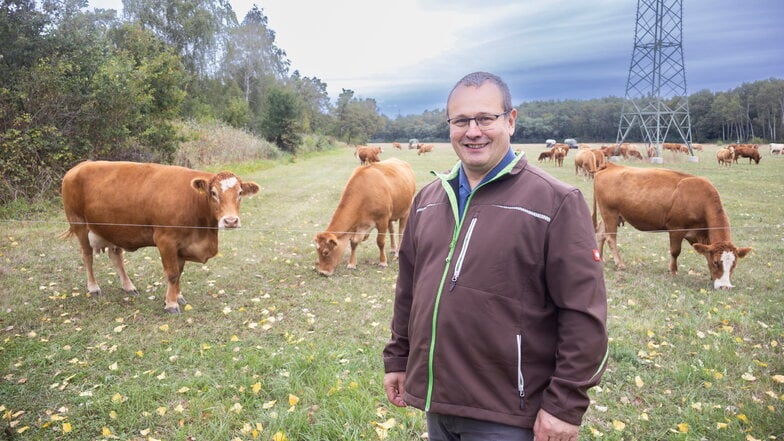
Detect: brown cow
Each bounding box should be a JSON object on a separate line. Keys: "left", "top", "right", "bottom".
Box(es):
{"left": 61, "top": 161, "right": 260, "bottom": 313}
{"left": 314, "top": 158, "right": 416, "bottom": 276}
{"left": 392, "top": 142, "right": 402, "bottom": 150}
{"left": 552, "top": 147, "right": 566, "bottom": 167}
{"left": 574, "top": 147, "right": 597, "bottom": 177}
{"left": 355, "top": 145, "right": 382, "bottom": 165}
{"left": 538, "top": 149, "right": 554, "bottom": 162}
{"left": 552, "top": 143, "right": 570, "bottom": 157}
{"left": 729, "top": 144, "right": 760, "bottom": 164}
{"left": 417, "top": 143, "right": 434, "bottom": 155}
{"left": 592, "top": 162, "right": 750, "bottom": 289}
{"left": 716, "top": 146, "right": 735, "bottom": 166}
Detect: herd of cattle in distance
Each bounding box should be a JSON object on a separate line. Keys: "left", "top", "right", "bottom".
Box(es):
{"left": 60, "top": 140, "right": 767, "bottom": 312}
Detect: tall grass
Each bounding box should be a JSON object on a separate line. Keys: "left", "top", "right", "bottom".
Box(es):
{"left": 1, "top": 142, "right": 782, "bottom": 440}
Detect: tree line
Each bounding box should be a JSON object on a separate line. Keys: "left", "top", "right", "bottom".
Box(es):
{"left": 377, "top": 80, "right": 784, "bottom": 145}
{"left": 2, "top": 0, "right": 782, "bottom": 204}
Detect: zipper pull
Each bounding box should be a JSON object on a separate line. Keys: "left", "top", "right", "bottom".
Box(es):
{"left": 449, "top": 276, "right": 457, "bottom": 292}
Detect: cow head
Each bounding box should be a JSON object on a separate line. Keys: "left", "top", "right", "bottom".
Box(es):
{"left": 192, "top": 172, "right": 260, "bottom": 229}
{"left": 692, "top": 241, "right": 752, "bottom": 290}
{"left": 314, "top": 232, "right": 348, "bottom": 276}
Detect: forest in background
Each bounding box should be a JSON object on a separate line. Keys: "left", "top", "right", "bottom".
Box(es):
{"left": 2, "top": 0, "right": 783, "bottom": 204}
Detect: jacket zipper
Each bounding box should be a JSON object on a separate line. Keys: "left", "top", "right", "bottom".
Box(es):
{"left": 517, "top": 333, "right": 526, "bottom": 407}
{"left": 449, "top": 216, "right": 477, "bottom": 291}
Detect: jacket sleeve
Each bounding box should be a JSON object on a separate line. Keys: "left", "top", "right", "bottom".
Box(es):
{"left": 382, "top": 201, "right": 418, "bottom": 373}
{"left": 540, "top": 189, "right": 609, "bottom": 425}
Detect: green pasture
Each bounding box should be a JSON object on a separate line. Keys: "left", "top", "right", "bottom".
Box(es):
{"left": 1, "top": 144, "right": 782, "bottom": 440}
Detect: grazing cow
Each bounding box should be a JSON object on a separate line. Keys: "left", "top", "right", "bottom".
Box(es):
{"left": 590, "top": 148, "right": 606, "bottom": 170}
{"left": 691, "top": 143, "right": 704, "bottom": 152}
{"left": 61, "top": 161, "right": 260, "bottom": 313}
{"left": 574, "top": 147, "right": 598, "bottom": 178}
{"left": 730, "top": 144, "right": 761, "bottom": 164}
{"left": 663, "top": 143, "right": 688, "bottom": 154}
{"left": 538, "top": 150, "right": 554, "bottom": 162}
{"left": 314, "top": 158, "right": 416, "bottom": 276}
{"left": 355, "top": 145, "right": 382, "bottom": 165}
{"left": 770, "top": 143, "right": 784, "bottom": 155}
{"left": 716, "top": 146, "right": 735, "bottom": 166}
{"left": 392, "top": 142, "right": 402, "bottom": 150}
{"left": 417, "top": 143, "right": 434, "bottom": 155}
{"left": 592, "top": 162, "right": 751, "bottom": 289}
{"left": 600, "top": 143, "right": 636, "bottom": 159}
{"left": 552, "top": 147, "right": 566, "bottom": 167}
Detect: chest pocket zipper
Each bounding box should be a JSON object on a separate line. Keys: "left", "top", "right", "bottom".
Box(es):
{"left": 517, "top": 333, "right": 526, "bottom": 407}
{"left": 449, "top": 216, "right": 477, "bottom": 292}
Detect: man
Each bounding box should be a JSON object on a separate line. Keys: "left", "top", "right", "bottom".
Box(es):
{"left": 383, "top": 72, "right": 608, "bottom": 441}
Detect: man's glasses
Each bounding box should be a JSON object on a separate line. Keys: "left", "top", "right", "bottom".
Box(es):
{"left": 447, "top": 111, "right": 510, "bottom": 128}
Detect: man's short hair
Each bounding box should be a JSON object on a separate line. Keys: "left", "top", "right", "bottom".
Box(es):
{"left": 447, "top": 72, "right": 513, "bottom": 114}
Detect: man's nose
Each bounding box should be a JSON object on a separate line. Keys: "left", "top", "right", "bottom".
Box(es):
{"left": 465, "top": 119, "right": 483, "bottom": 136}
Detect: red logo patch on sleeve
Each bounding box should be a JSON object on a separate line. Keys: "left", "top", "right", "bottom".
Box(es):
{"left": 592, "top": 249, "right": 601, "bottom": 262}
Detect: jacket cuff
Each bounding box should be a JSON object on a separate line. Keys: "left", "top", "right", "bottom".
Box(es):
{"left": 383, "top": 357, "right": 408, "bottom": 373}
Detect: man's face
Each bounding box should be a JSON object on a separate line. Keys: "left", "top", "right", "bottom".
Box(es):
{"left": 447, "top": 82, "right": 517, "bottom": 183}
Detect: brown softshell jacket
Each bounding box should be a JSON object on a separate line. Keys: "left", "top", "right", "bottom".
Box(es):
{"left": 383, "top": 152, "right": 608, "bottom": 428}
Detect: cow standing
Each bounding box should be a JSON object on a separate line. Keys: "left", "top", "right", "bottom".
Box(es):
{"left": 592, "top": 162, "right": 751, "bottom": 289}
{"left": 61, "top": 161, "right": 260, "bottom": 313}
{"left": 314, "top": 158, "right": 415, "bottom": 276}
{"left": 354, "top": 145, "right": 382, "bottom": 165}
{"left": 416, "top": 143, "right": 434, "bottom": 156}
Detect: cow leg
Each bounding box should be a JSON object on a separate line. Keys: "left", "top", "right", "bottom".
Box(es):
{"left": 347, "top": 240, "right": 359, "bottom": 269}
{"left": 107, "top": 246, "right": 139, "bottom": 295}
{"left": 387, "top": 220, "right": 397, "bottom": 259}
{"left": 157, "top": 243, "right": 185, "bottom": 313}
{"left": 598, "top": 215, "right": 625, "bottom": 269}
{"left": 668, "top": 232, "right": 686, "bottom": 274}
{"left": 376, "top": 222, "right": 389, "bottom": 267}
{"left": 76, "top": 231, "right": 101, "bottom": 295}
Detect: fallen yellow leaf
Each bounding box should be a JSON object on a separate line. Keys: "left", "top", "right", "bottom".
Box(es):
{"left": 288, "top": 394, "right": 300, "bottom": 406}
{"left": 251, "top": 382, "right": 262, "bottom": 394}
{"left": 677, "top": 422, "right": 689, "bottom": 433}
{"left": 612, "top": 420, "right": 626, "bottom": 431}
{"left": 262, "top": 400, "right": 276, "bottom": 409}
{"left": 62, "top": 422, "right": 72, "bottom": 433}
{"left": 635, "top": 376, "right": 644, "bottom": 388}
{"left": 272, "top": 431, "right": 288, "bottom": 441}
{"left": 772, "top": 375, "right": 784, "bottom": 383}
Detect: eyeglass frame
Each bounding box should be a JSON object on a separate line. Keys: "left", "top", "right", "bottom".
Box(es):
{"left": 446, "top": 111, "right": 511, "bottom": 129}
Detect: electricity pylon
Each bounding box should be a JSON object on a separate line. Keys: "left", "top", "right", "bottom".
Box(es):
{"left": 616, "top": 0, "right": 694, "bottom": 159}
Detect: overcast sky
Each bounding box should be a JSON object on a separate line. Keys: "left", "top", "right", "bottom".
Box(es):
{"left": 89, "top": 0, "right": 784, "bottom": 117}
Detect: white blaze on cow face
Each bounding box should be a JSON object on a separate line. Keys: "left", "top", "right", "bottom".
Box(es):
{"left": 221, "top": 176, "right": 239, "bottom": 193}
{"left": 713, "top": 250, "right": 736, "bottom": 290}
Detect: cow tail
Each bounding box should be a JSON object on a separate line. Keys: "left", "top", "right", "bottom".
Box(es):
{"left": 591, "top": 190, "right": 597, "bottom": 231}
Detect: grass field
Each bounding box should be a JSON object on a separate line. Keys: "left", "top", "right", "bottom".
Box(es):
{"left": 1, "top": 143, "right": 782, "bottom": 440}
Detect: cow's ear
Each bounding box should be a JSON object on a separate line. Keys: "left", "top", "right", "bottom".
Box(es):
{"left": 737, "top": 247, "right": 752, "bottom": 258}
{"left": 328, "top": 238, "right": 338, "bottom": 247}
{"left": 192, "top": 178, "right": 209, "bottom": 194}
{"left": 692, "top": 243, "right": 711, "bottom": 255}
{"left": 242, "top": 182, "right": 260, "bottom": 197}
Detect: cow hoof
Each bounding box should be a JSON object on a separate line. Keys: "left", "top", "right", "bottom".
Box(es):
{"left": 125, "top": 289, "right": 140, "bottom": 296}
{"left": 379, "top": 262, "right": 388, "bottom": 268}
{"left": 164, "top": 306, "right": 181, "bottom": 314}
{"left": 347, "top": 264, "right": 357, "bottom": 270}
{"left": 88, "top": 289, "right": 102, "bottom": 296}
{"left": 177, "top": 296, "right": 188, "bottom": 306}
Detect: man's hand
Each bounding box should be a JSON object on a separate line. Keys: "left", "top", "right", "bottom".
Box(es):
{"left": 383, "top": 372, "right": 407, "bottom": 407}
{"left": 533, "top": 409, "right": 578, "bottom": 441}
